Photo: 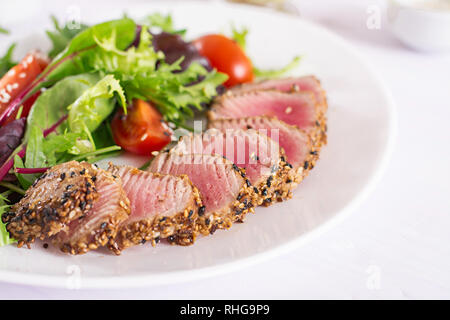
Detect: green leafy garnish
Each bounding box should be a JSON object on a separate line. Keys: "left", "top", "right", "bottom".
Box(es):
{"left": 0, "top": 192, "right": 16, "bottom": 247}
{"left": 23, "top": 73, "right": 124, "bottom": 171}
{"left": 82, "top": 26, "right": 227, "bottom": 125}
{"left": 4, "top": 16, "right": 227, "bottom": 193}
{"left": 253, "top": 56, "right": 302, "bottom": 79}
{"left": 231, "top": 25, "right": 248, "bottom": 51}
{"left": 0, "top": 44, "right": 17, "bottom": 78}
{"left": 0, "top": 27, "right": 9, "bottom": 34}
{"left": 46, "top": 15, "right": 89, "bottom": 59}
{"left": 67, "top": 74, "right": 125, "bottom": 147}
{"left": 144, "top": 13, "right": 186, "bottom": 35}
{"left": 230, "top": 25, "right": 301, "bottom": 79}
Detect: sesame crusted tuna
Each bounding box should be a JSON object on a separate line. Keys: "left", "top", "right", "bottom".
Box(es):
{"left": 170, "top": 128, "right": 290, "bottom": 206}
{"left": 2, "top": 161, "right": 98, "bottom": 247}
{"left": 53, "top": 163, "right": 130, "bottom": 255}
{"left": 209, "top": 116, "right": 320, "bottom": 201}
{"left": 148, "top": 153, "right": 256, "bottom": 234}
{"left": 107, "top": 165, "right": 203, "bottom": 254}
{"left": 229, "top": 75, "right": 328, "bottom": 115}
{"left": 208, "top": 90, "right": 327, "bottom": 149}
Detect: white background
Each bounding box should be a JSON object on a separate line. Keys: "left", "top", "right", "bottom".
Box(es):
{"left": 0, "top": 0, "right": 449, "bottom": 299}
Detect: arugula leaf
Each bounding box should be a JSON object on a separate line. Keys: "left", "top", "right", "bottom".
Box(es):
{"left": 144, "top": 13, "right": 186, "bottom": 35}
{"left": 0, "top": 192, "right": 15, "bottom": 247}
{"left": 67, "top": 74, "right": 125, "bottom": 141}
{"left": 0, "top": 27, "right": 8, "bottom": 34}
{"left": 46, "top": 15, "right": 89, "bottom": 59}
{"left": 0, "top": 44, "right": 17, "bottom": 78}
{"left": 253, "top": 56, "right": 302, "bottom": 79}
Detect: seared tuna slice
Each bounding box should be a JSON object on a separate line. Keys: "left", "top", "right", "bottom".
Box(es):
{"left": 230, "top": 76, "right": 328, "bottom": 114}
{"left": 107, "top": 165, "right": 203, "bottom": 254}
{"left": 209, "top": 116, "right": 320, "bottom": 198}
{"left": 208, "top": 90, "right": 327, "bottom": 149}
{"left": 148, "top": 153, "right": 256, "bottom": 234}
{"left": 2, "top": 161, "right": 98, "bottom": 247}
{"left": 53, "top": 163, "right": 130, "bottom": 255}
{"left": 170, "top": 129, "right": 291, "bottom": 206}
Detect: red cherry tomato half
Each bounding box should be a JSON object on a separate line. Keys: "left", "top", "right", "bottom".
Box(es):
{"left": 111, "top": 99, "right": 172, "bottom": 156}
{"left": 0, "top": 51, "right": 48, "bottom": 124}
{"left": 193, "top": 34, "right": 254, "bottom": 87}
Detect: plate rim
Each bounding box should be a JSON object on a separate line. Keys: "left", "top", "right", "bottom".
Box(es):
{"left": 0, "top": 0, "right": 398, "bottom": 289}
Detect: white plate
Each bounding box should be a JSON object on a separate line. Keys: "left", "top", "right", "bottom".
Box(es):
{"left": 0, "top": 1, "right": 396, "bottom": 288}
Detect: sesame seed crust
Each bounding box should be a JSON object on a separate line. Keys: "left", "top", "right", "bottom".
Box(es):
{"left": 196, "top": 165, "right": 256, "bottom": 236}
{"left": 53, "top": 164, "right": 131, "bottom": 255}
{"left": 108, "top": 173, "right": 203, "bottom": 255}
{"left": 1, "top": 161, "right": 98, "bottom": 248}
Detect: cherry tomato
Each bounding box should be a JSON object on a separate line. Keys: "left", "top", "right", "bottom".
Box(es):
{"left": 0, "top": 51, "right": 48, "bottom": 124}
{"left": 193, "top": 34, "right": 254, "bottom": 87}
{"left": 111, "top": 99, "right": 172, "bottom": 156}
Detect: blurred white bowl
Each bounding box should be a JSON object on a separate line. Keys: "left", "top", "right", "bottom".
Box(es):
{"left": 388, "top": 0, "right": 450, "bottom": 52}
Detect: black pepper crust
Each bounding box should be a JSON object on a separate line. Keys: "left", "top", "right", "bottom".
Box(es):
{"left": 1, "top": 161, "right": 98, "bottom": 248}
{"left": 107, "top": 172, "right": 203, "bottom": 255}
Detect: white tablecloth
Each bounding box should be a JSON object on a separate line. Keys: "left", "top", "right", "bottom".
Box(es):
{"left": 0, "top": 0, "right": 449, "bottom": 299}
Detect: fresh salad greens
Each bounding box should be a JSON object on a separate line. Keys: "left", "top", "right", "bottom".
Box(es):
{"left": 46, "top": 16, "right": 89, "bottom": 59}
{"left": 0, "top": 13, "right": 301, "bottom": 247}
{"left": 144, "top": 13, "right": 186, "bottom": 35}
{"left": 0, "top": 192, "right": 15, "bottom": 247}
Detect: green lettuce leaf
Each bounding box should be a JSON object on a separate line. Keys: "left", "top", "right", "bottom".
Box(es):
{"left": 85, "top": 27, "right": 227, "bottom": 125}
{"left": 67, "top": 74, "right": 125, "bottom": 140}
{"left": 44, "top": 18, "right": 137, "bottom": 86}
{"left": 27, "top": 73, "right": 101, "bottom": 134}
{"left": 46, "top": 15, "right": 89, "bottom": 59}
{"left": 0, "top": 192, "right": 15, "bottom": 247}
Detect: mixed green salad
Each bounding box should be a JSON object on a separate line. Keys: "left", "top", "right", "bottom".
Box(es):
{"left": 0, "top": 13, "right": 300, "bottom": 247}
